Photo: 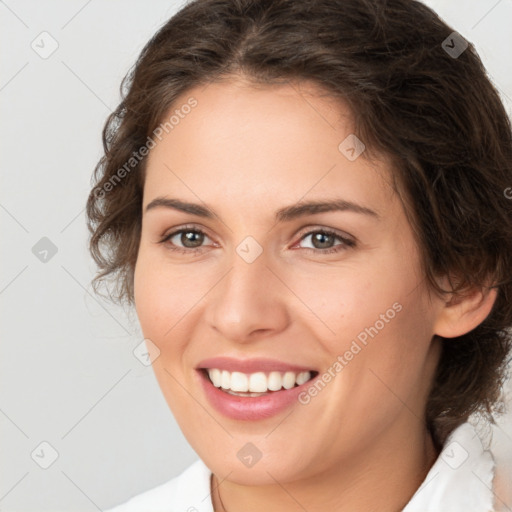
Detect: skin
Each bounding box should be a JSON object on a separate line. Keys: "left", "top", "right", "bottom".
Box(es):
{"left": 133, "top": 76, "right": 497, "bottom": 512}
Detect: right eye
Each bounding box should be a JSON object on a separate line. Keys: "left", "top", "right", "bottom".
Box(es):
{"left": 159, "top": 225, "right": 215, "bottom": 254}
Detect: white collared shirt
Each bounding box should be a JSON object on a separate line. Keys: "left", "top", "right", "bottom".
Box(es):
{"left": 105, "top": 422, "right": 507, "bottom": 512}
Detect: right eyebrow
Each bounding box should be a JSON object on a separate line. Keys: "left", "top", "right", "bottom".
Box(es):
{"left": 145, "top": 197, "right": 214, "bottom": 218}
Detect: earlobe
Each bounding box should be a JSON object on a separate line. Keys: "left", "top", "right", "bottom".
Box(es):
{"left": 433, "top": 285, "right": 498, "bottom": 339}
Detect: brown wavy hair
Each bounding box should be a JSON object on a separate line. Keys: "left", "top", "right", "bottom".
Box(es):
{"left": 86, "top": 0, "right": 512, "bottom": 447}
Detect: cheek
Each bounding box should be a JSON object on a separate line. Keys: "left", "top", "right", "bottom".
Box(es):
{"left": 133, "top": 253, "right": 199, "bottom": 412}
{"left": 133, "top": 249, "right": 190, "bottom": 359}
{"left": 333, "top": 283, "right": 435, "bottom": 409}
{"left": 286, "top": 246, "right": 434, "bottom": 379}
{"left": 134, "top": 246, "right": 202, "bottom": 338}
{"left": 283, "top": 259, "right": 412, "bottom": 346}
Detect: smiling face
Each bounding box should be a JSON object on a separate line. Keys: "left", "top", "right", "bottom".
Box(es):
{"left": 133, "top": 77, "right": 444, "bottom": 487}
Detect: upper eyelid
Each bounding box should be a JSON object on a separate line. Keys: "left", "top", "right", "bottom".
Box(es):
{"left": 162, "top": 224, "right": 214, "bottom": 241}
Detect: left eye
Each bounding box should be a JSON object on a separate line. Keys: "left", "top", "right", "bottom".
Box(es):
{"left": 296, "top": 230, "right": 355, "bottom": 251}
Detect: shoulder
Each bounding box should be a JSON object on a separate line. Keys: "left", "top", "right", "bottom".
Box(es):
{"left": 104, "top": 459, "right": 213, "bottom": 512}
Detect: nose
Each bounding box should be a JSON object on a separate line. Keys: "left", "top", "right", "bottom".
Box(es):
{"left": 204, "top": 246, "right": 290, "bottom": 343}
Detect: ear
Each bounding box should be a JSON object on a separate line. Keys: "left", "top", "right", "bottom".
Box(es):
{"left": 433, "top": 281, "right": 498, "bottom": 338}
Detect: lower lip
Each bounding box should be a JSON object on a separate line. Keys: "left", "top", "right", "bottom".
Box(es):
{"left": 197, "top": 369, "right": 318, "bottom": 421}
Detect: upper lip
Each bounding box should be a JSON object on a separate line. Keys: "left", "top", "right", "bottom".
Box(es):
{"left": 196, "top": 357, "right": 317, "bottom": 374}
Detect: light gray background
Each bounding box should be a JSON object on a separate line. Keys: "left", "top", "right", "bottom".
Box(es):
{"left": 1, "top": 1, "right": 511, "bottom": 510}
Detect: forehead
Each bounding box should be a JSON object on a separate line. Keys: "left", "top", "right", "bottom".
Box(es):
{"left": 143, "top": 79, "right": 395, "bottom": 215}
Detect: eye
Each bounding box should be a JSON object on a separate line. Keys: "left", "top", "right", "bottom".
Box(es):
{"left": 158, "top": 225, "right": 356, "bottom": 255}
{"left": 295, "top": 228, "right": 355, "bottom": 254}
{"left": 158, "top": 226, "right": 214, "bottom": 254}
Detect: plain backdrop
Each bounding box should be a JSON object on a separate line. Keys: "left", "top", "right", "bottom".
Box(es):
{"left": 1, "top": 0, "right": 511, "bottom": 510}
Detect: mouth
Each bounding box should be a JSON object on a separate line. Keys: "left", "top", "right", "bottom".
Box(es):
{"left": 198, "top": 368, "right": 319, "bottom": 397}
{"left": 195, "top": 356, "right": 321, "bottom": 420}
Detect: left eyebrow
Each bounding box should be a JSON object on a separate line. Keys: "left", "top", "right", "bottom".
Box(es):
{"left": 144, "top": 197, "right": 380, "bottom": 221}
{"left": 274, "top": 199, "right": 379, "bottom": 222}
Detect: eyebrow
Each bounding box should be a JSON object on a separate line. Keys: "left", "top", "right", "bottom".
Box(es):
{"left": 145, "top": 197, "right": 379, "bottom": 222}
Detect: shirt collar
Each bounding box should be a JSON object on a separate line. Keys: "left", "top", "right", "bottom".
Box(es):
{"left": 402, "top": 422, "right": 496, "bottom": 511}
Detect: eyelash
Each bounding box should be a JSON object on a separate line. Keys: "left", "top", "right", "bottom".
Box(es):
{"left": 158, "top": 225, "right": 356, "bottom": 255}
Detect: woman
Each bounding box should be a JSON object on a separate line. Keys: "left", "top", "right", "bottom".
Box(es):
{"left": 87, "top": 0, "right": 512, "bottom": 510}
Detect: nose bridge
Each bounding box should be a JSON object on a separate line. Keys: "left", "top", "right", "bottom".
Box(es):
{"left": 205, "top": 240, "right": 289, "bottom": 341}
{"left": 226, "top": 251, "right": 265, "bottom": 299}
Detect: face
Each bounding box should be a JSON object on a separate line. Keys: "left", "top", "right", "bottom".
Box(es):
{"left": 134, "top": 78, "right": 443, "bottom": 485}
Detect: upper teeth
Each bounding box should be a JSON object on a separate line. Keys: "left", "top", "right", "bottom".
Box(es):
{"left": 207, "top": 369, "right": 312, "bottom": 392}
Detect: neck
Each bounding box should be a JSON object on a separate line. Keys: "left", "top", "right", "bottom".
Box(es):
{"left": 212, "top": 422, "right": 440, "bottom": 512}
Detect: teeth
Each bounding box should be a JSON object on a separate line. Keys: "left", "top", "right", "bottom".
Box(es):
{"left": 206, "top": 368, "right": 313, "bottom": 393}
{"left": 231, "top": 372, "right": 249, "bottom": 392}
{"left": 283, "top": 371, "right": 296, "bottom": 389}
{"left": 249, "top": 372, "right": 267, "bottom": 392}
{"left": 296, "top": 371, "right": 310, "bottom": 385}
{"left": 209, "top": 368, "right": 222, "bottom": 388}
{"left": 268, "top": 371, "right": 283, "bottom": 391}
{"left": 221, "top": 370, "right": 230, "bottom": 390}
